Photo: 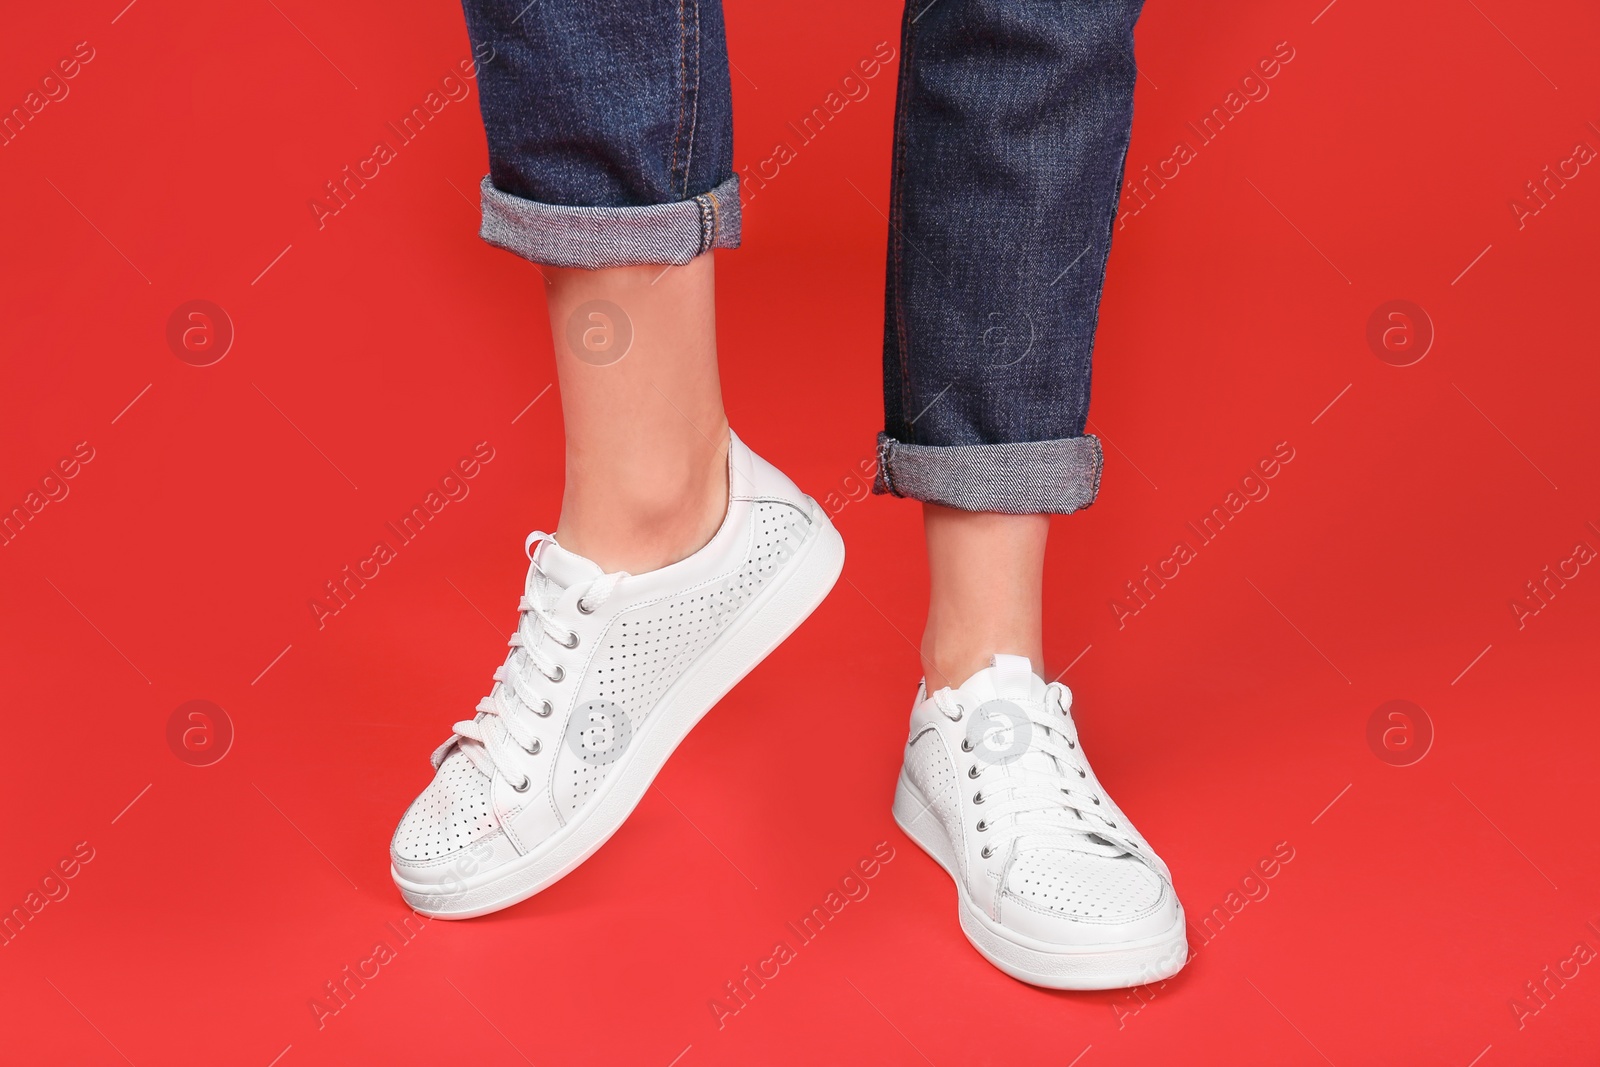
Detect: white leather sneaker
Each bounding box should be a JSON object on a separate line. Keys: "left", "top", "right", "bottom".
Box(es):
{"left": 391, "top": 432, "right": 844, "bottom": 917}
{"left": 893, "top": 655, "right": 1187, "bottom": 989}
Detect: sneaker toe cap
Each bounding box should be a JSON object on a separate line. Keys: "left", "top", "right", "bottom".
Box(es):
{"left": 391, "top": 749, "right": 507, "bottom": 873}
{"left": 1000, "top": 848, "right": 1178, "bottom": 945}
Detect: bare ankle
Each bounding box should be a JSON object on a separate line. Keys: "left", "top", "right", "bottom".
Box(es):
{"left": 556, "top": 439, "right": 729, "bottom": 573}
{"left": 920, "top": 633, "right": 1042, "bottom": 693}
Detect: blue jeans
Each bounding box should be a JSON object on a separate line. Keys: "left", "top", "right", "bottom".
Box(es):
{"left": 462, "top": 0, "right": 1143, "bottom": 514}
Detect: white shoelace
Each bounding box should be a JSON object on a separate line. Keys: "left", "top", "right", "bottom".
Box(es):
{"left": 935, "top": 684, "right": 1167, "bottom": 876}
{"left": 433, "top": 533, "right": 625, "bottom": 790}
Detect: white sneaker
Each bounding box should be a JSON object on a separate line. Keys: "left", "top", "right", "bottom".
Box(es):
{"left": 892, "top": 655, "right": 1187, "bottom": 989}
{"left": 391, "top": 432, "right": 844, "bottom": 917}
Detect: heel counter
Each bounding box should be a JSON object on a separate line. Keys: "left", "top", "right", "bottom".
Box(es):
{"left": 729, "top": 431, "right": 814, "bottom": 514}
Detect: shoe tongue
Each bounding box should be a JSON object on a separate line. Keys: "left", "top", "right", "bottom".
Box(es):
{"left": 956, "top": 654, "right": 1059, "bottom": 779}
{"left": 956, "top": 653, "right": 1047, "bottom": 705}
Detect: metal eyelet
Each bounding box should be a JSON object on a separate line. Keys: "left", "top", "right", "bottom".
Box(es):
{"left": 1092, "top": 797, "right": 1101, "bottom": 805}
{"left": 960, "top": 738, "right": 974, "bottom": 753}
{"left": 967, "top": 765, "right": 981, "bottom": 779}
{"left": 524, "top": 739, "right": 542, "bottom": 755}
{"left": 512, "top": 775, "right": 532, "bottom": 793}
{"left": 537, "top": 699, "right": 553, "bottom": 717}
{"left": 1068, "top": 739, "right": 1076, "bottom": 749}
{"left": 975, "top": 819, "right": 988, "bottom": 832}
{"left": 576, "top": 599, "right": 595, "bottom": 615}
{"left": 559, "top": 630, "right": 579, "bottom": 649}
{"left": 972, "top": 792, "right": 984, "bottom": 805}
{"left": 1078, "top": 769, "right": 1087, "bottom": 778}
{"left": 547, "top": 665, "right": 565, "bottom": 683}
{"left": 1108, "top": 820, "right": 1117, "bottom": 827}
{"left": 980, "top": 846, "right": 993, "bottom": 859}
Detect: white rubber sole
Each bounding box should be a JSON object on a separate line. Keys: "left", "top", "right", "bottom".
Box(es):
{"left": 395, "top": 506, "right": 845, "bottom": 919}
{"left": 892, "top": 773, "right": 1188, "bottom": 990}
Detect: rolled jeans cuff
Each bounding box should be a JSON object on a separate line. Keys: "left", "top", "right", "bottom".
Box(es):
{"left": 478, "top": 174, "right": 742, "bottom": 269}
{"left": 872, "top": 432, "right": 1104, "bottom": 515}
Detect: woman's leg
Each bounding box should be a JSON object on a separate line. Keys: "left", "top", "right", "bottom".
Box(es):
{"left": 920, "top": 504, "right": 1048, "bottom": 691}
{"left": 882, "top": 0, "right": 1187, "bottom": 993}
{"left": 874, "top": 0, "right": 1144, "bottom": 684}
{"left": 389, "top": 0, "right": 845, "bottom": 919}
{"left": 464, "top": 0, "right": 740, "bottom": 571}
{"left": 544, "top": 257, "right": 729, "bottom": 574}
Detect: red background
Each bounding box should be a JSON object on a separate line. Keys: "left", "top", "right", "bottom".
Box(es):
{"left": 3, "top": 0, "right": 1598, "bottom": 1064}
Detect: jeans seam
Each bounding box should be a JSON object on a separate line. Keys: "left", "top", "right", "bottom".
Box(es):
{"left": 681, "top": 0, "right": 703, "bottom": 198}
{"left": 670, "top": 0, "right": 689, "bottom": 196}
{"left": 888, "top": 13, "right": 918, "bottom": 444}
{"left": 695, "top": 189, "right": 719, "bottom": 253}
{"left": 877, "top": 434, "right": 899, "bottom": 496}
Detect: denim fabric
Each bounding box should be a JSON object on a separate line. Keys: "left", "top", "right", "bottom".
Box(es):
{"left": 479, "top": 174, "right": 739, "bottom": 268}
{"left": 458, "top": 0, "right": 1142, "bottom": 514}
{"left": 875, "top": 0, "right": 1142, "bottom": 514}
{"left": 461, "top": 0, "right": 738, "bottom": 265}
